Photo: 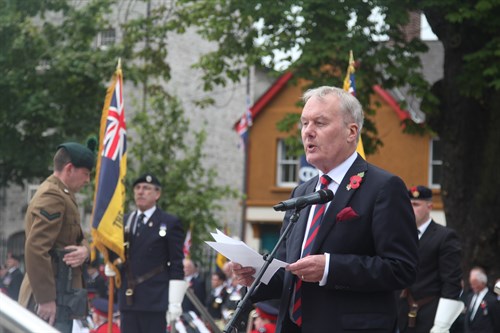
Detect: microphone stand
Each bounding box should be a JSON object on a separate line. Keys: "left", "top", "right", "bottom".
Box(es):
{"left": 223, "top": 207, "right": 302, "bottom": 333}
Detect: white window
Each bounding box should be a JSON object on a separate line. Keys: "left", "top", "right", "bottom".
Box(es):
{"left": 27, "top": 184, "right": 39, "bottom": 204}
{"left": 276, "top": 139, "right": 299, "bottom": 187}
{"left": 429, "top": 138, "right": 442, "bottom": 187}
{"left": 97, "top": 28, "right": 116, "bottom": 49}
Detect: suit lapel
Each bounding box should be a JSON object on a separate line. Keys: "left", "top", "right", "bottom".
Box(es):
{"left": 419, "top": 220, "right": 436, "bottom": 245}
{"left": 311, "top": 156, "right": 368, "bottom": 254}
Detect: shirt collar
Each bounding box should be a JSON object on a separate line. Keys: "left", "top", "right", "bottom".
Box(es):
{"left": 137, "top": 206, "right": 157, "bottom": 222}
{"left": 418, "top": 218, "right": 432, "bottom": 237}
{"left": 318, "top": 151, "right": 358, "bottom": 190}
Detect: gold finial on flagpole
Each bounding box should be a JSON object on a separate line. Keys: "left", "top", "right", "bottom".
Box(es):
{"left": 116, "top": 58, "right": 122, "bottom": 71}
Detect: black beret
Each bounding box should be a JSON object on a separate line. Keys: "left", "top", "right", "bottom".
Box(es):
{"left": 254, "top": 301, "right": 279, "bottom": 321}
{"left": 408, "top": 185, "right": 432, "bottom": 200}
{"left": 91, "top": 297, "right": 117, "bottom": 316}
{"left": 133, "top": 173, "right": 161, "bottom": 188}
{"left": 57, "top": 141, "right": 95, "bottom": 171}
{"left": 8, "top": 253, "right": 21, "bottom": 262}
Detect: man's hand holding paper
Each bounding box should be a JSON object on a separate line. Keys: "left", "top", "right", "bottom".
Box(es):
{"left": 205, "top": 229, "right": 288, "bottom": 285}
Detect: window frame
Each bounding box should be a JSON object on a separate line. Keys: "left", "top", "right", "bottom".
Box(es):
{"left": 429, "top": 137, "right": 442, "bottom": 188}
{"left": 276, "top": 139, "right": 300, "bottom": 187}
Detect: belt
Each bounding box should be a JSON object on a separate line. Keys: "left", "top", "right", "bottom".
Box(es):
{"left": 125, "top": 264, "right": 166, "bottom": 305}
{"left": 401, "top": 288, "right": 437, "bottom": 328}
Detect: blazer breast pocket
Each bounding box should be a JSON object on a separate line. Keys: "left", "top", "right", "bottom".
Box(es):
{"left": 336, "top": 207, "right": 360, "bottom": 223}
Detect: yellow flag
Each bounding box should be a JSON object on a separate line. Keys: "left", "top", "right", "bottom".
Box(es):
{"left": 343, "top": 50, "right": 366, "bottom": 159}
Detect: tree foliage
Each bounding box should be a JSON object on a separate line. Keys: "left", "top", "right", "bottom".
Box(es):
{"left": 173, "top": 0, "right": 500, "bottom": 280}
{"left": 173, "top": 0, "right": 431, "bottom": 155}
{"left": 126, "top": 90, "right": 237, "bottom": 260}
{"left": 0, "top": 0, "right": 121, "bottom": 186}
{"left": 0, "top": 0, "right": 239, "bottom": 261}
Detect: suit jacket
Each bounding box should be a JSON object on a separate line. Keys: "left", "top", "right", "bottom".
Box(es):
{"left": 398, "top": 221, "right": 463, "bottom": 332}
{"left": 464, "top": 289, "right": 500, "bottom": 333}
{"left": 119, "top": 207, "right": 184, "bottom": 312}
{"left": 18, "top": 175, "right": 89, "bottom": 307}
{"left": 182, "top": 274, "right": 206, "bottom": 315}
{"left": 206, "top": 285, "right": 228, "bottom": 320}
{"left": 86, "top": 271, "right": 108, "bottom": 299}
{"left": 253, "top": 156, "right": 419, "bottom": 333}
{"left": 2, "top": 267, "right": 24, "bottom": 300}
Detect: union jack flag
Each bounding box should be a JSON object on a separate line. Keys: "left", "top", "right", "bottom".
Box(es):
{"left": 234, "top": 95, "right": 253, "bottom": 148}
{"left": 91, "top": 61, "right": 127, "bottom": 287}
{"left": 103, "top": 78, "right": 126, "bottom": 161}
{"left": 183, "top": 228, "right": 192, "bottom": 259}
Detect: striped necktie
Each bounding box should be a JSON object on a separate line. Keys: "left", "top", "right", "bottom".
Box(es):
{"left": 292, "top": 174, "right": 332, "bottom": 326}
{"left": 135, "top": 213, "right": 146, "bottom": 237}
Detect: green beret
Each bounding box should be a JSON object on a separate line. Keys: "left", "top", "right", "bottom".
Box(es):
{"left": 57, "top": 141, "right": 95, "bottom": 171}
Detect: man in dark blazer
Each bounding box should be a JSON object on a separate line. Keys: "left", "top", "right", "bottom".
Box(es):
{"left": 464, "top": 267, "right": 500, "bottom": 333}
{"left": 398, "top": 185, "right": 463, "bottom": 333}
{"left": 233, "top": 86, "right": 419, "bottom": 333}
{"left": 182, "top": 258, "right": 206, "bottom": 315}
{"left": 1, "top": 253, "right": 24, "bottom": 300}
{"left": 117, "top": 173, "right": 185, "bottom": 333}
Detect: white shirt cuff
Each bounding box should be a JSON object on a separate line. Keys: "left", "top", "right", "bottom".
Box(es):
{"left": 319, "top": 253, "right": 330, "bottom": 286}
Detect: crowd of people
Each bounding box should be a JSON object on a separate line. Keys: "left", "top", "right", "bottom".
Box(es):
{"left": 1, "top": 85, "right": 500, "bottom": 333}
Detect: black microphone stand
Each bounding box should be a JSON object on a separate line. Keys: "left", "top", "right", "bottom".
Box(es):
{"left": 223, "top": 207, "right": 302, "bottom": 333}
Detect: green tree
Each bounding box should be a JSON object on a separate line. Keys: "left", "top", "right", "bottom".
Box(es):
{"left": 173, "top": 0, "right": 500, "bottom": 279}
{"left": 0, "top": 0, "right": 121, "bottom": 186}
{"left": 126, "top": 90, "right": 237, "bottom": 260}
{"left": 0, "top": 0, "right": 239, "bottom": 260}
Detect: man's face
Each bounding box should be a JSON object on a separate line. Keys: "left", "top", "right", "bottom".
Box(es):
{"left": 66, "top": 165, "right": 91, "bottom": 192}
{"left": 134, "top": 183, "right": 161, "bottom": 211}
{"left": 183, "top": 260, "right": 195, "bottom": 276}
{"left": 410, "top": 200, "right": 432, "bottom": 227}
{"left": 469, "top": 272, "right": 485, "bottom": 293}
{"left": 211, "top": 274, "right": 223, "bottom": 288}
{"left": 6, "top": 257, "right": 18, "bottom": 269}
{"left": 300, "top": 94, "right": 358, "bottom": 173}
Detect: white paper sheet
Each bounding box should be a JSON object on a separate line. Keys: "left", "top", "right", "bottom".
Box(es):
{"left": 205, "top": 229, "right": 288, "bottom": 284}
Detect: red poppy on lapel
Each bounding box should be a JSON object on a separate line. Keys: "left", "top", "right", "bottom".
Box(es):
{"left": 346, "top": 172, "right": 365, "bottom": 191}
{"left": 336, "top": 207, "right": 359, "bottom": 222}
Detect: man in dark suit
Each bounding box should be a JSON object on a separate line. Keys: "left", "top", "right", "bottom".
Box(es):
{"left": 182, "top": 258, "right": 206, "bottom": 315}
{"left": 464, "top": 267, "right": 500, "bottom": 333}
{"left": 1, "top": 253, "right": 24, "bottom": 300}
{"left": 398, "top": 185, "right": 463, "bottom": 333}
{"left": 206, "top": 271, "right": 228, "bottom": 324}
{"left": 232, "top": 86, "right": 419, "bottom": 333}
{"left": 117, "top": 173, "right": 186, "bottom": 333}
{"left": 86, "top": 260, "right": 107, "bottom": 299}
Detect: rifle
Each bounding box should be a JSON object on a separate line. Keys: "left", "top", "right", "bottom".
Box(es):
{"left": 50, "top": 248, "right": 87, "bottom": 322}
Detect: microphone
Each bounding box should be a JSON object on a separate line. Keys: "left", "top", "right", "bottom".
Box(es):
{"left": 273, "top": 189, "right": 334, "bottom": 211}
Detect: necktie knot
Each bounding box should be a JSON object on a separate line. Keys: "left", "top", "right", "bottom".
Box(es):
{"left": 320, "top": 175, "right": 332, "bottom": 189}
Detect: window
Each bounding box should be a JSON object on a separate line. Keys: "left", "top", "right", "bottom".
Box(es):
{"left": 27, "top": 184, "right": 39, "bottom": 204}
{"left": 97, "top": 28, "right": 116, "bottom": 49}
{"left": 429, "top": 138, "right": 442, "bottom": 187}
{"left": 276, "top": 139, "right": 299, "bottom": 187}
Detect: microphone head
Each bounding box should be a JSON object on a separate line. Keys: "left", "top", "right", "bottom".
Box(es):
{"left": 318, "top": 189, "right": 334, "bottom": 203}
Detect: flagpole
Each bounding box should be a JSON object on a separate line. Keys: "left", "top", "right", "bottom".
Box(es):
{"left": 240, "top": 73, "right": 250, "bottom": 242}
{"left": 107, "top": 276, "right": 115, "bottom": 333}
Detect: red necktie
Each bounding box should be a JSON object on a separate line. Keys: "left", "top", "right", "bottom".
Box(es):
{"left": 292, "top": 175, "right": 332, "bottom": 326}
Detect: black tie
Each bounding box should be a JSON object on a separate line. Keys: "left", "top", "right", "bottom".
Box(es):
{"left": 135, "top": 213, "right": 145, "bottom": 237}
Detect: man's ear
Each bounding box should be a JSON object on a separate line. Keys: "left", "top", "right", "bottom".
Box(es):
{"left": 346, "top": 123, "right": 359, "bottom": 143}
